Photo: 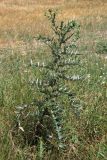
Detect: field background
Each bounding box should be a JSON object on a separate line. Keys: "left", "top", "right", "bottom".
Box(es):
{"left": 0, "top": 0, "right": 107, "bottom": 47}
{"left": 0, "top": 0, "right": 107, "bottom": 160}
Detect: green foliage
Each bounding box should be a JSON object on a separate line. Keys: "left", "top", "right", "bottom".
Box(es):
{"left": 14, "top": 9, "right": 81, "bottom": 151}
{"left": 96, "top": 41, "right": 107, "bottom": 54}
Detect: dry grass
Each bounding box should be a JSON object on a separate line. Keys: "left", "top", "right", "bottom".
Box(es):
{"left": 0, "top": 0, "right": 107, "bottom": 48}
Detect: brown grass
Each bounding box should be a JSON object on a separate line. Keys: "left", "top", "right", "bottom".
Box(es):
{"left": 0, "top": 0, "right": 107, "bottom": 47}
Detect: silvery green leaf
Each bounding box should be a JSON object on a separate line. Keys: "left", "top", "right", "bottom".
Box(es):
{"left": 58, "top": 143, "right": 65, "bottom": 149}
{"left": 16, "top": 106, "right": 24, "bottom": 110}
{"left": 19, "top": 126, "right": 24, "bottom": 132}
{"left": 30, "top": 59, "right": 33, "bottom": 65}
{"left": 14, "top": 111, "right": 20, "bottom": 114}
{"left": 58, "top": 135, "right": 63, "bottom": 140}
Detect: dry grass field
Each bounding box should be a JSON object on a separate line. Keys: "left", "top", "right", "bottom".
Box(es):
{"left": 0, "top": 0, "right": 107, "bottom": 47}
{"left": 0, "top": 0, "right": 107, "bottom": 160}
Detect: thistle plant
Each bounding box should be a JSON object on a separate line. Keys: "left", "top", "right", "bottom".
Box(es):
{"left": 14, "top": 9, "right": 81, "bottom": 150}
